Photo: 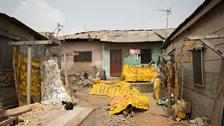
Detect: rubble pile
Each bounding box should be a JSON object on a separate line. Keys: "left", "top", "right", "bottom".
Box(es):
{"left": 68, "top": 72, "right": 95, "bottom": 92}
{"left": 189, "top": 117, "right": 209, "bottom": 126}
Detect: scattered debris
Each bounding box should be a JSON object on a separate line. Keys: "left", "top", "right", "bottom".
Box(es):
{"left": 17, "top": 103, "right": 61, "bottom": 126}
{"left": 189, "top": 117, "right": 209, "bottom": 126}
{"left": 170, "top": 100, "right": 191, "bottom": 121}
{"left": 96, "top": 69, "right": 106, "bottom": 80}
{"left": 68, "top": 72, "right": 95, "bottom": 93}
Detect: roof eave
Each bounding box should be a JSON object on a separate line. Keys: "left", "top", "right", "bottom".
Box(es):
{"left": 162, "top": 0, "right": 221, "bottom": 49}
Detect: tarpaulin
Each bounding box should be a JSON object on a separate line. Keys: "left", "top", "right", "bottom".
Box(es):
{"left": 110, "top": 88, "right": 149, "bottom": 115}
{"left": 89, "top": 80, "right": 131, "bottom": 97}
{"left": 121, "top": 64, "right": 157, "bottom": 82}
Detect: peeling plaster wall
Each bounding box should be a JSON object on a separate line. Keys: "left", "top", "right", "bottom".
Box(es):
{"left": 61, "top": 41, "right": 103, "bottom": 75}
{"left": 102, "top": 42, "right": 162, "bottom": 78}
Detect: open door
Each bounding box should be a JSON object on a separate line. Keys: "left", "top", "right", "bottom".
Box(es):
{"left": 110, "top": 49, "right": 122, "bottom": 77}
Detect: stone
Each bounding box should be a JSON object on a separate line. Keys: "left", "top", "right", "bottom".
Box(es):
{"left": 196, "top": 117, "right": 205, "bottom": 126}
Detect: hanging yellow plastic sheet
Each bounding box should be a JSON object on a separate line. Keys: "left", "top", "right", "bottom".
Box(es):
{"left": 13, "top": 49, "right": 41, "bottom": 106}
{"left": 121, "top": 64, "right": 157, "bottom": 82}
{"left": 110, "top": 88, "right": 149, "bottom": 115}
{"left": 154, "top": 78, "right": 160, "bottom": 101}
{"left": 89, "top": 80, "right": 131, "bottom": 97}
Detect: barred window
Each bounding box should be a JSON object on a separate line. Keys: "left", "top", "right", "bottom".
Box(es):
{"left": 74, "top": 51, "right": 92, "bottom": 62}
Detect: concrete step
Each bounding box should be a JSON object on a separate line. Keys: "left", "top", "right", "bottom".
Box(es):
{"left": 46, "top": 107, "right": 95, "bottom": 126}
{"left": 130, "top": 82, "right": 153, "bottom": 93}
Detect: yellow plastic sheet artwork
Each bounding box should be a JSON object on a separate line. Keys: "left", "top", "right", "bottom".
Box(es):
{"left": 89, "top": 80, "right": 131, "bottom": 97}
{"left": 121, "top": 64, "right": 157, "bottom": 82}
{"left": 110, "top": 88, "right": 149, "bottom": 115}
{"left": 13, "top": 49, "right": 41, "bottom": 106}
{"left": 154, "top": 78, "right": 160, "bottom": 101}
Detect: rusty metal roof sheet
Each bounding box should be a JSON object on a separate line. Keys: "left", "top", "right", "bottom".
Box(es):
{"left": 59, "top": 29, "right": 175, "bottom": 43}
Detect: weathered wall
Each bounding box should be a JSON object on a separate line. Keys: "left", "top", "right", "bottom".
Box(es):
{"left": 60, "top": 41, "right": 103, "bottom": 75}
{"left": 0, "top": 15, "right": 46, "bottom": 108}
{"left": 102, "top": 42, "right": 162, "bottom": 78}
{"left": 165, "top": 1, "right": 224, "bottom": 120}
{"left": 0, "top": 16, "right": 46, "bottom": 69}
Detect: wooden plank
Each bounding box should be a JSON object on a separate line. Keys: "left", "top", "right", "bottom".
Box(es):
{"left": 27, "top": 46, "right": 32, "bottom": 105}
{"left": 0, "top": 103, "right": 39, "bottom": 118}
{"left": 211, "top": 59, "right": 224, "bottom": 126}
{"left": 66, "top": 108, "right": 94, "bottom": 126}
{"left": 184, "top": 34, "right": 224, "bottom": 41}
{"left": 8, "top": 40, "right": 53, "bottom": 46}
{"left": 200, "top": 39, "right": 224, "bottom": 58}
{"left": 46, "top": 107, "right": 94, "bottom": 126}
{"left": 64, "top": 53, "right": 69, "bottom": 86}
{"left": 0, "top": 116, "right": 18, "bottom": 126}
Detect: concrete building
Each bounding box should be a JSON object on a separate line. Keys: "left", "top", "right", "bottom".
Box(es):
{"left": 161, "top": 0, "right": 224, "bottom": 125}
{"left": 59, "top": 29, "right": 174, "bottom": 78}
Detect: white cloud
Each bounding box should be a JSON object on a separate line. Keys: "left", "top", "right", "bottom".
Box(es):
{"left": 12, "top": 0, "right": 64, "bottom": 32}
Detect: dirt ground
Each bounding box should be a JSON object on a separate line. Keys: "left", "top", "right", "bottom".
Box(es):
{"left": 75, "top": 88, "right": 189, "bottom": 126}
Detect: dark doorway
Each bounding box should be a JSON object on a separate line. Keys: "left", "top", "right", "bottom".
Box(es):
{"left": 110, "top": 49, "right": 122, "bottom": 77}
{"left": 141, "top": 49, "right": 152, "bottom": 64}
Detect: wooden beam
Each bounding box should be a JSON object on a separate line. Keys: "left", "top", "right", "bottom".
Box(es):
{"left": 27, "top": 46, "right": 32, "bottom": 105}
{"left": 8, "top": 40, "right": 53, "bottom": 46}
{"left": 200, "top": 39, "right": 224, "bottom": 58}
{"left": 64, "top": 53, "right": 69, "bottom": 86}
{"left": 0, "top": 103, "right": 39, "bottom": 118}
{"left": 0, "top": 116, "right": 18, "bottom": 126}
{"left": 184, "top": 35, "right": 224, "bottom": 58}
{"left": 184, "top": 34, "right": 224, "bottom": 41}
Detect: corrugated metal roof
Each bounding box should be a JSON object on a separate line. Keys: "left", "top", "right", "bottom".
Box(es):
{"left": 0, "top": 13, "right": 47, "bottom": 40}
{"left": 59, "top": 29, "right": 175, "bottom": 43}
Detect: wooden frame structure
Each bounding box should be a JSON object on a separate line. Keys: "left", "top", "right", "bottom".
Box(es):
{"left": 9, "top": 40, "right": 61, "bottom": 105}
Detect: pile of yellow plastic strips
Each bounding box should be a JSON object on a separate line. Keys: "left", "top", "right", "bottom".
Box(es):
{"left": 89, "top": 80, "right": 149, "bottom": 115}
{"left": 89, "top": 80, "right": 131, "bottom": 97}
{"left": 110, "top": 88, "right": 149, "bottom": 115}
{"left": 121, "top": 64, "right": 157, "bottom": 82}
{"left": 13, "top": 49, "right": 41, "bottom": 106}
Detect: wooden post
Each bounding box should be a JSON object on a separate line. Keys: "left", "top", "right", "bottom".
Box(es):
{"left": 64, "top": 53, "right": 69, "bottom": 86}
{"left": 27, "top": 46, "right": 32, "bottom": 104}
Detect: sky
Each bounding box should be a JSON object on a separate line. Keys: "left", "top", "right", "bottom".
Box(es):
{"left": 0, "top": 0, "right": 204, "bottom": 36}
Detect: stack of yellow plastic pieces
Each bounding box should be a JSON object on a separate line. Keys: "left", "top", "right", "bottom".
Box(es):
{"left": 110, "top": 88, "right": 149, "bottom": 115}
{"left": 89, "top": 80, "right": 149, "bottom": 115}
{"left": 89, "top": 80, "right": 131, "bottom": 97}
{"left": 13, "top": 52, "right": 41, "bottom": 106}
{"left": 122, "top": 64, "right": 157, "bottom": 82}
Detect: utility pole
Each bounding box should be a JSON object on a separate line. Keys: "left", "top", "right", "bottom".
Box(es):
{"left": 158, "top": 8, "right": 171, "bottom": 39}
